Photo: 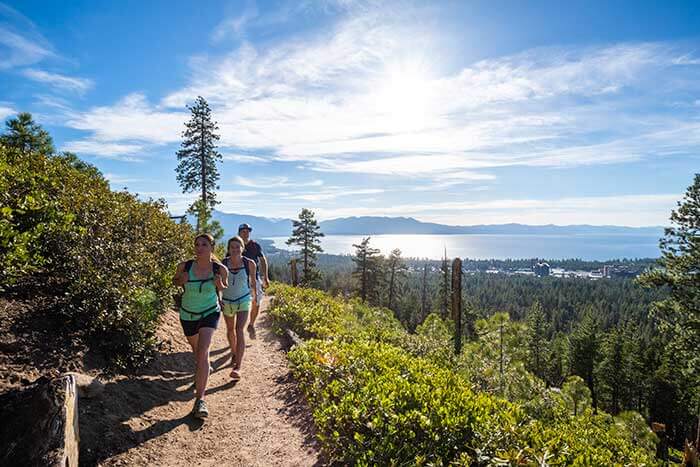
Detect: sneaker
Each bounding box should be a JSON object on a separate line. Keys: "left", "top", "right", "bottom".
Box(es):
{"left": 192, "top": 399, "right": 209, "bottom": 419}
{"left": 247, "top": 324, "right": 257, "bottom": 340}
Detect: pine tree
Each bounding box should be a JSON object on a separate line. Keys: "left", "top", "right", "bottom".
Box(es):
{"left": 0, "top": 112, "right": 55, "bottom": 155}
{"left": 386, "top": 248, "right": 406, "bottom": 311}
{"left": 439, "top": 249, "right": 450, "bottom": 319}
{"left": 175, "top": 96, "right": 222, "bottom": 231}
{"left": 568, "top": 308, "right": 600, "bottom": 410}
{"left": 525, "top": 301, "right": 549, "bottom": 382}
{"left": 352, "top": 237, "right": 383, "bottom": 305}
{"left": 286, "top": 208, "right": 324, "bottom": 285}
{"left": 420, "top": 263, "right": 430, "bottom": 323}
{"left": 638, "top": 173, "right": 700, "bottom": 435}
{"left": 597, "top": 328, "right": 627, "bottom": 414}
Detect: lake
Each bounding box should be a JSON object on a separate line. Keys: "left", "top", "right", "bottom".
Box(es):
{"left": 265, "top": 234, "right": 661, "bottom": 260}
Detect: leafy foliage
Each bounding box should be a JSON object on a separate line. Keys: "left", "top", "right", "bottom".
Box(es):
{"left": 269, "top": 284, "right": 659, "bottom": 465}
{"left": 638, "top": 173, "right": 700, "bottom": 412}
{"left": 1, "top": 120, "right": 192, "bottom": 368}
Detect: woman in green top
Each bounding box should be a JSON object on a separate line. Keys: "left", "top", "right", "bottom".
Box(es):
{"left": 172, "top": 233, "right": 228, "bottom": 418}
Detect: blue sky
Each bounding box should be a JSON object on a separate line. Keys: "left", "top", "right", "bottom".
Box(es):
{"left": 1, "top": 0, "right": 699, "bottom": 226}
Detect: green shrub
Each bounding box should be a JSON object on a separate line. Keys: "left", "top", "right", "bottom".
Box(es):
{"left": 0, "top": 144, "right": 192, "bottom": 368}
{"left": 270, "top": 284, "right": 659, "bottom": 465}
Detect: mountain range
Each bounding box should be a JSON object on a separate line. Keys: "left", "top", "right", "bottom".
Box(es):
{"left": 208, "top": 211, "right": 665, "bottom": 238}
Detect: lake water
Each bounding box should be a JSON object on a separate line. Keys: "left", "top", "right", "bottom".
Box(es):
{"left": 265, "top": 234, "right": 661, "bottom": 260}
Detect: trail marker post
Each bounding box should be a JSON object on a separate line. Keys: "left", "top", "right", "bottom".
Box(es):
{"left": 451, "top": 258, "right": 463, "bottom": 355}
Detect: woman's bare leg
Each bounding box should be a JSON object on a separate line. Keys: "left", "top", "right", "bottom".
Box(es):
{"left": 194, "top": 327, "right": 215, "bottom": 399}
{"left": 234, "top": 311, "right": 249, "bottom": 371}
{"left": 224, "top": 314, "right": 237, "bottom": 362}
{"left": 185, "top": 334, "right": 199, "bottom": 368}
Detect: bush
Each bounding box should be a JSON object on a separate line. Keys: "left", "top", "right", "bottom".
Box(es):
{"left": 0, "top": 144, "right": 192, "bottom": 368}
{"left": 269, "top": 284, "right": 659, "bottom": 465}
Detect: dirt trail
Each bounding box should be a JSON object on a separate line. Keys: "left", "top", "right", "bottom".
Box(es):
{"left": 80, "top": 298, "right": 322, "bottom": 466}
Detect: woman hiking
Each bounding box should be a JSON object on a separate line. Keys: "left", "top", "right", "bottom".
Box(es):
{"left": 221, "top": 236, "right": 257, "bottom": 381}
{"left": 172, "top": 233, "right": 228, "bottom": 418}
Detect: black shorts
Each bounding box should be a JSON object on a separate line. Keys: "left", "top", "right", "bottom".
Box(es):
{"left": 180, "top": 311, "right": 220, "bottom": 337}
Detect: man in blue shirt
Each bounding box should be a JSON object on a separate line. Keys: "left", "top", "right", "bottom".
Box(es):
{"left": 238, "top": 223, "right": 269, "bottom": 339}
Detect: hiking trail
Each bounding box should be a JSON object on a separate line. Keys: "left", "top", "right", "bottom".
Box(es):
{"left": 79, "top": 298, "right": 322, "bottom": 466}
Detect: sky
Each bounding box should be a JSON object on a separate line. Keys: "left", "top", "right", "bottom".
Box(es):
{"left": 1, "top": 0, "right": 699, "bottom": 227}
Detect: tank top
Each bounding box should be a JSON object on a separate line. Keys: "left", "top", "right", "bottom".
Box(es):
{"left": 222, "top": 257, "right": 251, "bottom": 304}
{"left": 180, "top": 263, "right": 220, "bottom": 320}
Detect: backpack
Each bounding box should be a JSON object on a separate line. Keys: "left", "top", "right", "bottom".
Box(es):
{"left": 223, "top": 256, "right": 251, "bottom": 279}
{"left": 174, "top": 260, "right": 223, "bottom": 310}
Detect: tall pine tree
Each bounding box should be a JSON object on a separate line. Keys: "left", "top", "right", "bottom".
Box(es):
{"left": 352, "top": 237, "right": 383, "bottom": 305}
{"left": 175, "top": 96, "right": 222, "bottom": 231}
{"left": 386, "top": 248, "right": 406, "bottom": 311}
{"left": 286, "top": 208, "right": 324, "bottom": 285}
{"left": 525, "top": 301, "right": 549, "bottom": 382}
{"left": 638, "top": 173, "right": 700, "bottom": 446}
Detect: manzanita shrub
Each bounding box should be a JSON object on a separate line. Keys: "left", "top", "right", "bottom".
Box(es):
{"left": 0, "top": 145, "right": 192, "bottom": 368}
{"left": 269, "top": 284, "right": 659, "bottom": 465}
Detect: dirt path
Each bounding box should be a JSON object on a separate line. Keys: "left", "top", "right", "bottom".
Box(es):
{"left": 80, "top": 299, "right": 322, "bottom": 466}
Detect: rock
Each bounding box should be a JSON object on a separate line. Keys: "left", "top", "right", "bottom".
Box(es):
{"left": 65, "top": 372, "right": 105, "bottom": 399}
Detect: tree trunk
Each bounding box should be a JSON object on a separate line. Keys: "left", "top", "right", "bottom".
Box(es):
{"left": 0, "top": 375, "right": 79, "bottom": 466}
{"left": 388, "top": 262, "right": 396, "bottom": 310}
{"left": 200, "top": 115, "right": 207, "bottom": 211}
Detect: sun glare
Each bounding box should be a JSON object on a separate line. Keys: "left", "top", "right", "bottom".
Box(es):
{"left": 372, "top": 60, "right": 435, "bottom": 131}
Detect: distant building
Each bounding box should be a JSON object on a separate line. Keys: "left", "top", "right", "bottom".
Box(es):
{"left": 534, "top": 262, "right": 551, "bottom": 277}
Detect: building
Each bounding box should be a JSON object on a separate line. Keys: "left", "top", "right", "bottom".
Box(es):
{"left": 534, "top": 261, "right": 551, "bottom": 277}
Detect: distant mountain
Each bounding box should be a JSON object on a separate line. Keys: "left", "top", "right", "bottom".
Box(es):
{"left": 317, "top": 216, "right": 665, "bottom": 236}
{"left": 212, "top": 211, "right": 665, "bottom": 238}
{"left": 201, "top": 211, "right": 293, "bottom": 238}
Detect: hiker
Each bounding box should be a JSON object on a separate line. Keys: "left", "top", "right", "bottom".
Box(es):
{"left": 238, "top": 223, "right": 269, "bottom": 339}
{"left": 221, "top": 236, "right": 257, "bottom": 380}
{"left": 172, "top": 233, "right": 228, "bottom": 418}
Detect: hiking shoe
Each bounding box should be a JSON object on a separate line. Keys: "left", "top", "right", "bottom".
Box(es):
{"left": 192, "top": 399, "right": 209, "bottom": 419}
{"left": 247, "top": 324, "right": 257, "bottom": 340}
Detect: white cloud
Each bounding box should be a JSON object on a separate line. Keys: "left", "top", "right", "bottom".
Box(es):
{"left": 58, "top": 9, "right": 700, "bottom": 193}
{"left": 221, "top": 153, "right": 269, "bottom": 164}
{"left": 0, "top": 105, "right": 15, "bottom": 121}
{"left": 23, "top": 69, "right": 93, "bottom": 93}
{"left": 104, "top": 173, "right": 145, "bottom": 185}
{"left": 62, "top": 139, "right": 144, "bottom": 160}
{"left": 66, "top": 93, "right": 186, "bottom": 145}
{"left": 233, "top": 175, "right": 323, "bottom": 188}
{"left": 141, "top": 190, "right": 262, "bottom": 214}
{"left": 0, "top": 3, "right": 54, "bottom": 70}
{"left": 211, "top": 4, "right": 258, "bottom": 42}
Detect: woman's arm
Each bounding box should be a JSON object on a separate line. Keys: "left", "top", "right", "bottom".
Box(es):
{"left": 249, "top": 261, "right": 258, "bottom": 302}
{"left": 214, "top": 262, "right": 229, "bottom": 291}
{"left": 172, "top": 262, "right": 187, "bottom": 287}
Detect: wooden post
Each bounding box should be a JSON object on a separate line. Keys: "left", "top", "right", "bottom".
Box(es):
{"left": 0, "top": 375, "right": 79, "bottom": 466}
{"left": 290, "top": 258, "right": 298, "bottom": 286}
{"left": 451, "top": 258, "right": 462, "bottom": 355}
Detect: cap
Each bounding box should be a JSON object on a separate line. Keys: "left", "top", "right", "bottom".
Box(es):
{"left": 238, "top": 223, "right": 252, "bottom": 232}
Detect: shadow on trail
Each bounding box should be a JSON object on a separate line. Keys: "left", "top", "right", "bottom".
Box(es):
{"left": 79, "top": 351, "right": 235, "bottom": 466}
{"left": 258, "top": 312, "right": 327, "bottom": 466}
